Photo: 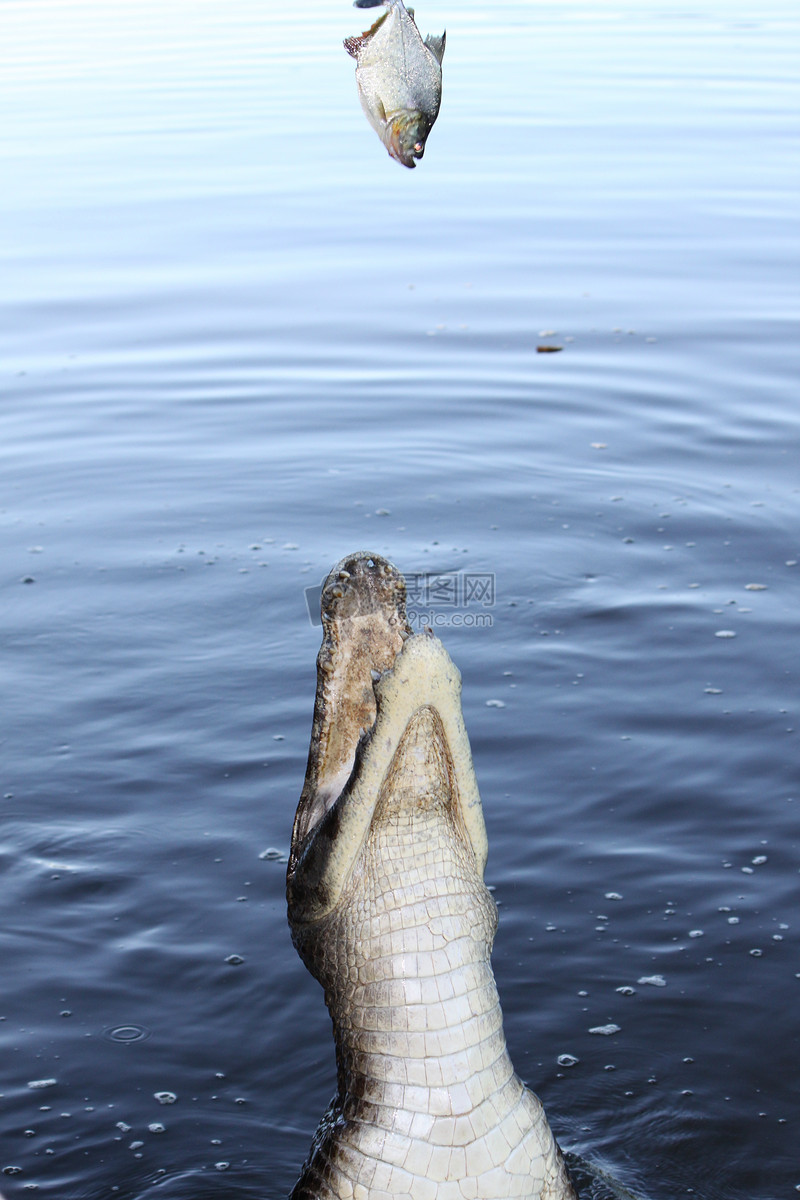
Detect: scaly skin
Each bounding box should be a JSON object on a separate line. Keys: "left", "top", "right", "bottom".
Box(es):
{"left": 288, "top": 553, "right": 577, "bottom": 1200}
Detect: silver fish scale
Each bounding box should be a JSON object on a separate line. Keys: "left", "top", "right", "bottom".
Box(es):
{"left": 354, "top": 6, "right": 441, "bottom": 124}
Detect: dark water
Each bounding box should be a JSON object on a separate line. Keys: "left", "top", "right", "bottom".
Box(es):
{"left": 2, "top": 1, "right": 798, "bottom": 1197}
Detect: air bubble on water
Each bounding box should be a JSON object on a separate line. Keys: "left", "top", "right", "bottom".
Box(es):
{"left": 750, "top": 949, "right": 763, "bottom": 957}
{"left": 259, "top": 848, "right": 283, "bottom": 861}
{"left": 742, "top": 866, "right": 754, "bottom": 874}
{"left": 715, "top": 630, "right": 737, "bottom": 638}
{"left": 129, "top": 1141, "right": 144, "bottom": 1150}
{"left": 154, "top": 1092, "right": 177, "bottom": 1105}
{"left": 752, "top": 855, "right": 768, "bottom": 865}
{"left": 688, "top": 930, "right": 704, "bottom": 938}
{"left": 215, "top": 1162, "right": 231, "bottom": 1172}
{"left": 704, "top": 687, "right": 722, "bottom": 694}
{"left": 148, "top": 1123, "right": 165, "bottom": 1134}
{"left": 616, "top": 986, "right": 636, "bottom": 996}
{"left": 605, "top": 893, "right": 623, "bottom": 901}
{"left": 638, "top": 975, "right": 667, "bottom": 987}
{"left": 744, "top": 583, "right": 767, "bottom": 590}
{"left": 27, "top": 1080, "right": 57, "bottom": 1090}
{"left": 557, "top": 1054, "right": 579, "bottom": 1068}
{"left": 486, "top": 699, "right": 506, "bottom": 708}
{"left": 225, "top": 955, "right": 244, "bottom": 966}
{"left": 728, "top": 917, "right": 740, "bottom": 925}
{"left": 116, "top": 1122, "right": 131, "bottom": 1133}
{"left": 589, "top": 1024, "right": 621, "bottom": 1036}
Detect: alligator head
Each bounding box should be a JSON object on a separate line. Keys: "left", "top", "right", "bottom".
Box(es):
{"left": 287, "top": 551, "right": 576, "bottom": 1199}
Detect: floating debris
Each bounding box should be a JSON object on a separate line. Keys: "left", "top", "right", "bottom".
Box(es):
{"left": 537, "top": 345, "right": 563, "bottom": 353}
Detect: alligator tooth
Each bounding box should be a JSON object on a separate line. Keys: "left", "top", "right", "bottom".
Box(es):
{"left": 338, "top": 570, "right": 351, "bottom": 580}
{"left": 321, "top": 658, "right": 335, "bottom": 674}
{"left": 330, "top": 586, "right": 344, "bottom": 599}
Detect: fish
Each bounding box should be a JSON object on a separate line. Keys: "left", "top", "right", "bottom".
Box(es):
{"left": 344, "top": 0, "right": 446, "bottom": 168}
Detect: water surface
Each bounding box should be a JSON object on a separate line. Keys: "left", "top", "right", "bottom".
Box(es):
{"left": 1, "top": 1, "right": 798, "bottom": 1198}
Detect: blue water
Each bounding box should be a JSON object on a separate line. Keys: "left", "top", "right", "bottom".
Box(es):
{"left": 1, "top": 1, "right": 798, "bottom": 1197}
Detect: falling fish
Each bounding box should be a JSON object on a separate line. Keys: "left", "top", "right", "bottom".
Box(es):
{"left": 344, "top": 0, "right": 445, "bottom": 168}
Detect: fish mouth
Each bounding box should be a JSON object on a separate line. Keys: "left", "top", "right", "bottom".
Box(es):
{"left": 287, "top": 553, "right": 489, "bottom": 925}
{"left": 385, "top": 112, "right": 429, "bottom": 168}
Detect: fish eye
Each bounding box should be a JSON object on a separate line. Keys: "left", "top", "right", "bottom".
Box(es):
{"left": 413, "top": 142, "right": 423, "bottom": 154}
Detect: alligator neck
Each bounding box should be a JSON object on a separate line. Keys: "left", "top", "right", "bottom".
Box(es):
{"left": 325, "top": 801, "right": 524, "bottom": 1141}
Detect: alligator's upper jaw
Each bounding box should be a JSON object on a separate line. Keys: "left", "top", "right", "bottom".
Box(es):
{"left": 287, "top": 553, "right": 488, "bottom": 927}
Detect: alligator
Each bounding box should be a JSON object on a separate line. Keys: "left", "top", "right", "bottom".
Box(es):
{"left": 287, "top": 552, "right": 577, "bottom": 1200}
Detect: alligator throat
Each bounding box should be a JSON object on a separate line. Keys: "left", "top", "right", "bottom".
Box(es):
{"left": 287, "top": 552, "right": 577, "bottom": 1199}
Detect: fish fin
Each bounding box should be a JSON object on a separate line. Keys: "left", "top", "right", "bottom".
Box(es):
{"left": 424, "top": 30, "right": 446, "bottom": 64}
{"left": 345, "top": 7, "right": 390, "bottom": 55}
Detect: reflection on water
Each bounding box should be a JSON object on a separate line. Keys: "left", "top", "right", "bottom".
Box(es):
{"left": 345, "top": 0, "right": 445, "bottom": 167}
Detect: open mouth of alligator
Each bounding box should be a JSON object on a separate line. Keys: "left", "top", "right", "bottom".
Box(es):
{"left": 287, "top": 551, "right": 489, "bottom": 925}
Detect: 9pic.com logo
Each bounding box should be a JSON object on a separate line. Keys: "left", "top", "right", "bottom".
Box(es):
{"left": 304, "top": 570, "right": 496, "bottom": 630}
